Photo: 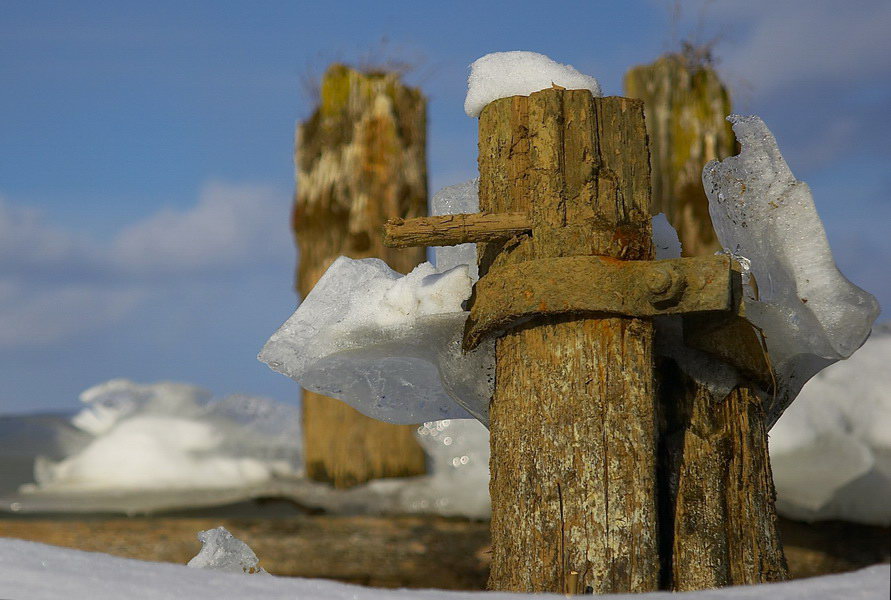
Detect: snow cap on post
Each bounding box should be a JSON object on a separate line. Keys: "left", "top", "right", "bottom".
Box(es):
{"left": 464, "top": 51, "right": 602, "bottom": 117}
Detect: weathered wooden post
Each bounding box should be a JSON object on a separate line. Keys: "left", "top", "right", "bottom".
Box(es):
{"left": 295, "top": 64, "right": 427, "bottom": 488}
{"left": 388, "top": 89, "right": 723, "bottom": 593}
{"left": 624, "top": 52, "right": 734, "bottom": 256}
{"left": 385, "top": 89, "right": 753, "bottom": 594}
{"left": 476, "top": 91, "right": 658, "bottom": 594}
{"left": 659, "top": 358, "right": 788, "bottom": 590}
{"left": 625, "top": 53, "right": 788, "bottom": 589}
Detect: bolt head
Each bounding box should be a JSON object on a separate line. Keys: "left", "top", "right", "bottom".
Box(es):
{"left": 647, "top": 268, "right": 673, "bottom": 295}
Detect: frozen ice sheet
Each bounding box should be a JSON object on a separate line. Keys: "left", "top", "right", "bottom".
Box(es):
{"left": 259, "top": 257, "right": 494, "bottom": 425}
{"left": 703, "top": 115, "right": 880, "bottom": 425}
{"left": 464, "top": 51, "right": 602, "bottom": 117}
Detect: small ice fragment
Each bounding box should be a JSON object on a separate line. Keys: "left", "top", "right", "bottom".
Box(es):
{"left": 703, "top": 115, "right": 880, "bottom": 425}
{"left": 187, "top": 526, "right": 267, "bottom": 575}
{"left": 465, "top": 51, "right": 602, "bottom": 117}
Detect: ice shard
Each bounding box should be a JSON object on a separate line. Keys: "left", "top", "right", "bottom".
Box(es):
{"left": 703, "top": 115, "right": 880, "bottom": 425}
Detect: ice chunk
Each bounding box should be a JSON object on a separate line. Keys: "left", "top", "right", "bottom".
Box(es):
{"left": 465, "top": 51, "right": 602, "bottom": 117}
{"left": 770, "top": 322, "right": 891, "bottom": 525}
{"left": 187, "top": 526, "right": 266, "bottom": 575}
{"left": 703, "top": 115, "right": 880, "bottom": 425}
{"left": 28, "top": 380, "right": 301, "bottom": 491}
{"left": 259, "top": 257, "right": 494, "bottom": 425}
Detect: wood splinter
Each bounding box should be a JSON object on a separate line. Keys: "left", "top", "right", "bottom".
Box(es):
{"left": 384, "top": 212, "right": 531, "bottom": 248}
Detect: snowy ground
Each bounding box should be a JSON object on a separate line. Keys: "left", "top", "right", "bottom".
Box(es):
{"left": 0, "top": 537, "right": 887, "bottom": 600}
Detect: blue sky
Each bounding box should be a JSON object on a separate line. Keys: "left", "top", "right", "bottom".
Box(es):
{"left": 2, "top": 0, "right": 889, "bottom": 414}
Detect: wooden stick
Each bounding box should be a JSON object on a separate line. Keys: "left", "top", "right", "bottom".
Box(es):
{"left": 383, "top": 212, "right": 531, "bottom": 247}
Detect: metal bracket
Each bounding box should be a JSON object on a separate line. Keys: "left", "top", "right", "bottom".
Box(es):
{"left": 463, "top": 254, "right": 737, "bottom": 350}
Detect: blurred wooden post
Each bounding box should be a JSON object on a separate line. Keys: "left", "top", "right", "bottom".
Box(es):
{"left": 478, "top": 90, "right": 659, "bottom": 594}
{"left": 626, "top": 53, "right": 788, "bottom": 589}
{"left": 624, "top": 52, "right": 734, "bottom": 256}
{"left": 294, "top": 64, "right": 427, "bottom": 488}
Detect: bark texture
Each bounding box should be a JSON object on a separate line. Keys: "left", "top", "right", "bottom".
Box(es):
{"left": 624, "top": 53, "right": 735, "bottom": 256}
{"left": 478, "top": 90, "right": 659, "bottom": 594}
{"left": 295, "top": 64, "right": 427, "bottom": 488}
{"left": 659, "top": 361, "right": 788, "bottom": 590}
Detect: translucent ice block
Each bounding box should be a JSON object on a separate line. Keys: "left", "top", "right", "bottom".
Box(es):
{"left": 703, "top": 115, "right": 880, "bottom": 425}
{"left": 259, "top": 257, "right": 494, "bottom": 425}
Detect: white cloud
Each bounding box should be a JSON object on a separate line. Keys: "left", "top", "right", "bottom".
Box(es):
{"left": 0, "top": 182, "right": 293, "bottom": 348}
{"left": 0, "top": 197, "right": 97, "bottom": 273}
{"left": 111, "top": 182, "right": 292, "bottom": 274}
{"left": 710, "top": 0, "right": 891, "bottom": 97}
{"left": 0, "top": 283, "right": 145, "bottom": 346}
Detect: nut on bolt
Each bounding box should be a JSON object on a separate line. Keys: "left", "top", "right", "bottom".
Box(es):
{"left": 646, "top": 264, "right": 686, "bottom": 307}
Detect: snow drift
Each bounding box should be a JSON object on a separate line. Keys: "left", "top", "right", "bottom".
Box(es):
{"left": 25, "top": 379, "right": 302, "bottom": 491}
{"left": 0, "top": 537, "right": 887, "bottom": 600}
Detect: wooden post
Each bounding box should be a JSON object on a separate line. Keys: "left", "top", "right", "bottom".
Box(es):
{"left": 294, "top": 64, "right": 427, "bottom": 488}
{"left": 478, "top": 90, "right": 659, "bottom": 593}
{"left": 660, "top": 368, "right": 788, "bottom": 590}
{"left": 626, "top": 53, "right": 788, "bottom": 588}
{"left": 660, "top": 311, "right": 788, "bottom": 589}
{"left": 624, "top": 53, "right": 734, "bottom": 256}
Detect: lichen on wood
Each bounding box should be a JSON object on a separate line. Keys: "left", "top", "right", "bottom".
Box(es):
{"left": 294, "top": 63, "right": 427, "bottom": 488}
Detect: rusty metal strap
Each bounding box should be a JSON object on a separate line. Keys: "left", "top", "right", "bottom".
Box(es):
{"left": 463, "top": 254, "right": 736, "bottom": 350}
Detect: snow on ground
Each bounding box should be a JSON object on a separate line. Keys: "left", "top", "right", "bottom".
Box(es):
{"left": 1, "top": 379, "right": 491, "bottom": 519}
{"left": 187, "top": 526, "right": 267, "bottom": 575}
{"left": 23, "top": 379, "right": 302, "bottom": 491}
{"left": 0, "top": 537, "right": 886, "bottom": 600}
{"left": 464, "top": 51, "right": 602, "bottom": 117}
{"left": 769, "top": 322, "right": 891, "bottom": 525}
